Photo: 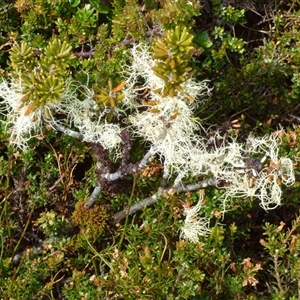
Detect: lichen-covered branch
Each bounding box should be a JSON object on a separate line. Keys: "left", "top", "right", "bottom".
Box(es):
{"left": 84, "top": 132, "right": 156, "bottom": 207}
{"left": 84, "top": 185, "right": 102, "bottom": 208}
{"left": 112, "top": 177, "right": 217, "bottom": 224}
{"left": 50, "top": 122, "right": 84, "bottom": 140}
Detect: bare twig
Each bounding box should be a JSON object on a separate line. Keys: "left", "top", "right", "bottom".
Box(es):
{"left": 112, "top": 187, "right": 165, "bottom": 224}
{"left": 104, "top": 146, "right": 156, "bottom": 181}
{"left": 50, "top": 122, "right": 84, "bottom": 140}
{"left": 84, "top": 143, "right": 156, "bottom": 207}
{"left": 176, "top": 178, "right": 216, "bottom": 192}
{"left": 84, "top": 185, "right": 102, "bottom": 208}
{"left": 112, "top": 177, "right": 216, "bottom": 224}
{"left": 73, "top": 51, "right": 95, "bottom": 58}
{"left": 160, "top": 168, "right": 170, "bottom": 188}
{"left": 73, "top": 26, "right": 162, "bottom": 60}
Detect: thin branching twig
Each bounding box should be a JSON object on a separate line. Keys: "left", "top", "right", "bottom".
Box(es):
{"left": 112, "top": 177, "right": 216, "bottom": 224}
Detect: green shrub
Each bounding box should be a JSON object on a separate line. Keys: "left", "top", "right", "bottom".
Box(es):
{"left": 1, "top": 1, "right": 300, "bottom": 299}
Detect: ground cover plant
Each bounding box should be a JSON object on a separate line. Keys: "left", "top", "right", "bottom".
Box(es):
{"left": 1, "top": 0, "right": 300, "bottom": 299}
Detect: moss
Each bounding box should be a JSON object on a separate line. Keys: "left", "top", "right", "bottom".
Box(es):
{"left": 72, "top": 201, "right": 110, "bottom": 241}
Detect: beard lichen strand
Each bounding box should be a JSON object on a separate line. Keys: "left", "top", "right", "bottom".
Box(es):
{"left": 0, "top": 79, "right": 48, "bottom": 150}
{"left": 180, "top": 194, "right": 210, "bottom": 243}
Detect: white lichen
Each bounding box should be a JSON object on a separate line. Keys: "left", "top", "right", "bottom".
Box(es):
{"left": 0, "top": 42, "right": 296, "bottom": 243}
{"left": 0, "top": 78, "right": 123, "bottom": 159}
{"left": 0, "top": 79, "right": 57, "bottom": 150}
{"left": 180, "top": 195, "right": 210, "bottom": 243}
{"left": 59, "top": 83, "right": 123, "bottom": 158}
{"left": 124, "top": 43, "right": 212, "bottom": 176}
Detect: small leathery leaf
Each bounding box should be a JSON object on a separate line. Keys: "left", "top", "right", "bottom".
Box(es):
{"left": 24, "top": 102, "right": 37, "bottom": 116}
{"left": 113, "top": 80, "right": 125, "bottom": 93}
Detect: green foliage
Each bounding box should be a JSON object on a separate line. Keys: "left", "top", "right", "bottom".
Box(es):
{"left": 260, "top": 215, "right": 300, "bottom": 299}
{"left": 93, "top": 78, "right": 125, "bottom": 109}
{"left": 36, "top": 210, "right": 67, "bottom": 237}
{"left": 56, "top": 3, "right": 99, "bottom": 45}
{"left": 3, "top": 256, "right": 61, "bottom": 299}
{"left": 196, "top": 1, "right": 300, "bottom": 120}
{"left": 112, "top": 0, "right": 125, "bottom": 15}
{"left": 214, "top": 3, "right": 246, "bottom": 24}
{"left": 151, "top": 25, "right": 194, "bottom": 98}
{"left": 147, "top": 0, "right": 202, "bottom": 30}
{"left": 0, "top": 2, "right": 20, "bottom": 33}
{"left": 10, "top": 38, "right": 74, "bottom": 112}
{"left": 15, "top": 0, "right": 74, "bottom": 41}
{"left": 88, "top": 0, "right": 110, "bottom": 14}
{"left": 63, "top": 269, "right": 103, "bottom": 299}
{"left": 1, "top": 0, "right": 300, "bottom": 299}
{"left": 112, "top": 0, "right": 148, "bottom": 41}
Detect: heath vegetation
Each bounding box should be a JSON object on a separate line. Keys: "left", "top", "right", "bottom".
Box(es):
{"left": 1, "top": 0, "right": 300, "bottom": 299}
